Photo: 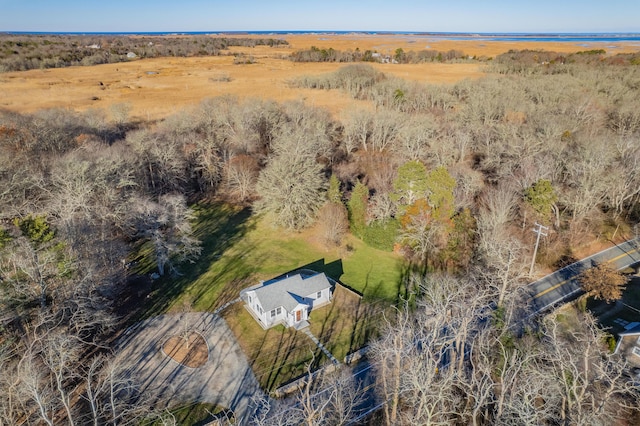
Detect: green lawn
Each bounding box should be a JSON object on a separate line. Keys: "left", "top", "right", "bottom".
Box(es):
{"left": 309, "top": 285, "right": 389, "bottom": 361}
{"left": 340, "top": 236, "right": 406, "bottom": 301}
{"left": 135, "top": 204, "right": 404, "bottom": 317}
{"left": 132, "top": 202, "right": 405, "bottom": 390}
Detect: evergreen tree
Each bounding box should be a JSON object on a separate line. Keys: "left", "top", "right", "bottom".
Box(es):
{"left": 391, "top": 160, "right": 428, "bottom": 212}
{"left": 348, "top": 181, "right": 369, "bottom": 238}
{"left": 327, "top": 174, "right": 343, "bottom": 204}
{"left": 524, "top": 179, "right": 558, "bottom": 219}
{"left": 425, "top": 166, "right": 456, "bottom": 221}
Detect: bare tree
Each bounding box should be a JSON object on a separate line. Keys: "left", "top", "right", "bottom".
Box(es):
{"left": 250, "top": 364, "right": 364, "bottom": 426}
{"left": 255, "top": 154, "right": 327, "bottom": 230}
{"left": 476, "top": 232, "right": 527, "bottom": 309}
{"left": 342, "top": 108, "right": 402, "bottom": 154}
{"left": 224, "top": 154, "right": 259, "bottom": 202}
{"left": 274, "top": 101, "right": 337, "bottom": 162}
{"left": 317, "top": 202, "right": 349, "bottom": 247}
{"left": 560, "top": 137, "right": 612, "bottom": 224}
{"left": 477, "top": 183, "right": 518, "bottom": 234}
{"left": 605, "top": 137, "right": 640, "bottom": 216}
{"left": 393, "top": 114, "right": 437, "bottom": 162}
{"left": 541, "top": 312, "right": 638, "bottom": 425}
{"left": 82, "top": 354, "right": 151, "bottom": 425}
{"left": 369, "top": 306, "right": 409, "bottom": 425}
{"left": 129, "top": 193, "right": 201, "bottom": 276}
{"left": 370, "top": 275, "right": 492, "bottom": 425}
{"left": 110, "top": 102, "right": 132, "bottom": 128}
{"left": 126, "top": 129, "right": 188, "bottom": 194}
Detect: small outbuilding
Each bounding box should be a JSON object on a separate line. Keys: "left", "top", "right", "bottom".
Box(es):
{"left": 240, "top": 272, "right": 334, "bottom": 330}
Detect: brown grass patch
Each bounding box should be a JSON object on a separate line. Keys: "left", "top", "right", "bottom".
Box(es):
{"left": 162, "top": 332, "right": 208, "bottom": 368}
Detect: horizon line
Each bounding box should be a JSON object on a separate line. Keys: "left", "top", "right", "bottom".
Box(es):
{"left": 2, "top": 30, "right": 640, "bottom": 36}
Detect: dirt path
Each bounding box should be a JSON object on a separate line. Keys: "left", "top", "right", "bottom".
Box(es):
{"left": 115, "top": 312, "right": 262, "bottom": 422}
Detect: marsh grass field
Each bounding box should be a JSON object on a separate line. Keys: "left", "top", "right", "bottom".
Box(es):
{"left": 2, "top": 33, "right": 638, "bottom": 120}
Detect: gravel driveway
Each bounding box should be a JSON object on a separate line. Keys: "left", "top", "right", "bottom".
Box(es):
{"left": 115, "top": 312, "right": 262, "bottom": 422}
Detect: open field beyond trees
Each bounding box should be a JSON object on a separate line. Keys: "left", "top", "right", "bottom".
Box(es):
{"left": 2, "top": 33, "right": 639, "bottom": 120}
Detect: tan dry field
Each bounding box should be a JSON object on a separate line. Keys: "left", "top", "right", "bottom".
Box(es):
{"left": 1, "top": 33, "right": 639, "bottom": 120}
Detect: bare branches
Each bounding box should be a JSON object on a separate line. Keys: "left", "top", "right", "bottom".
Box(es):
{"left": 368, "top": 275, "right": 639, "bottom": 425}
{"left": 255, "top": 153, "right": 327, "bottom": 230}
{"left": 128, "top": 193, "right": 201, "bottom": 276}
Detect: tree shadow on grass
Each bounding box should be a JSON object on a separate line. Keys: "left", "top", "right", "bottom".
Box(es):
{"left": 133, "top": 204, "right": 256, "bottom": 321}
{"left": 252, "top": 327, "right": 321, "bottom": 392}
{"left": 222, "top": 305, "right": 321, "bottom": 392}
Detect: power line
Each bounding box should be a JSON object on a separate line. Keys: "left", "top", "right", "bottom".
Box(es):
{"left": 529, "top": 222, "right": 548, "bottom": 276}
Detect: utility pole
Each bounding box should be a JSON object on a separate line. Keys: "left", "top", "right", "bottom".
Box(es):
{"left": 529, "top": 222, "right": 549, "bottom": 276}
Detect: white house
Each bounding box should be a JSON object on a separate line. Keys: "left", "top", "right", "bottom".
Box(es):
{"left": 240, "top": 272, "right": 333, "bottom": 329}
{"left": 614, "top": 323, "right": 640, "bottom": 368}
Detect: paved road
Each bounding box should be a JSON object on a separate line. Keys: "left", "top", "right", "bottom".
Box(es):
{"left": 527, "top": 238, "right": 640, "bottom": 314}
{"left": 115, "top": 312, "right": 263, "bottom": 422}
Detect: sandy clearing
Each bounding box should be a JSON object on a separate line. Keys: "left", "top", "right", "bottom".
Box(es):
{"left": 1, "top": 34, "right": 637, "bottom": 121}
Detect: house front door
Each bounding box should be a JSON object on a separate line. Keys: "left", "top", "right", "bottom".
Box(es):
{"left": 296, "top": 310, "right": 301, "bottom": 322}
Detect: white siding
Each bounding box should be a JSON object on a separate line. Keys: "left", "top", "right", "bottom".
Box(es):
{"left": 266, "top": 306, "right": 286, "bottom": 327}
{"left": 286, "top": 303, "right": 309, "bottom": 326}
{"left": 309, "top": 287, "right": 331, "bottom": 308}
{"left": 242, "top": 279, "right": 334, "bottom": 329}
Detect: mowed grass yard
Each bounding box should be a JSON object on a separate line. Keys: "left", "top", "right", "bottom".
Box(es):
{"left": 133, "top": 202, "right": 403, "bottom": 390}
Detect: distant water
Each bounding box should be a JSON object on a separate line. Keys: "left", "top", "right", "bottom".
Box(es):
{"left": 4, "top": 31, "right": 640, "bottom": 43}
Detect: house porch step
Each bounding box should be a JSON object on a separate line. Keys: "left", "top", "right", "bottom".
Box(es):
{"left": 294, "top": 320, "right": 310, "bottom": 330}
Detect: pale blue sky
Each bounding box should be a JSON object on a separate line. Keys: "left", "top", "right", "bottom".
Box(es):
{"left": 0, "top": 0, "right": 638, "bottom": 33}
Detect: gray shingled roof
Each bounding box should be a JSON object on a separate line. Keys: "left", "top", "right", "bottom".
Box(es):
{"left": 253, "top": 273, "right": 331, "bottom": 312}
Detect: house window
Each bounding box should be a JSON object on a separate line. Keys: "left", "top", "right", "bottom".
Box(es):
{"left": 270, "top": 309, "right": 276, "bottom": 318}
{"left": 248, "top": 296, "right": 252, "bottom": 303}
{"left": 633, "top": 346, "right": 640, "bottom": 358}
{"left": 317, "top": 291, "right": 322, "bottom": 299}
{"left": 276, "top": 307, "right": 281, "bottom": 315}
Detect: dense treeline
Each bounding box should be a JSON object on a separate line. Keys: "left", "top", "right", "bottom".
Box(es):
{"left": 1, "top": 53, "right": 640, "bottom": 422}
{"left": 0, "top": 34, "right": 288, "bottom": 71}
{"left": 492, "top": 48, "right": 640, "bottom": 74}
{"left": 289, "top": 45, "right": 470, "bottom": 63}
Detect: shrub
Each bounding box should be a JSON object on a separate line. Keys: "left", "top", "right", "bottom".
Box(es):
{"left": 363, "top": 219, "right": 400, "bottom": 251}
